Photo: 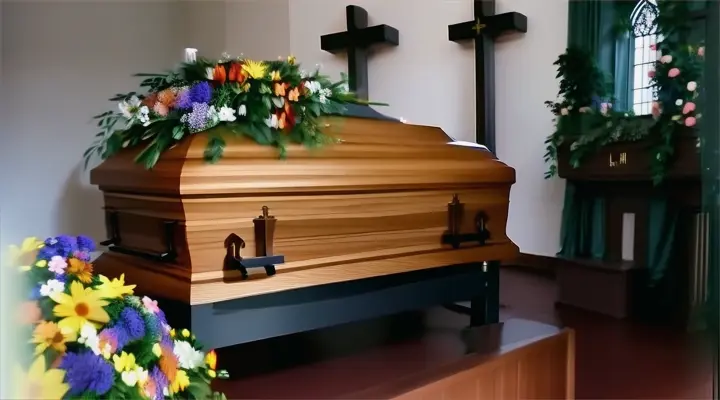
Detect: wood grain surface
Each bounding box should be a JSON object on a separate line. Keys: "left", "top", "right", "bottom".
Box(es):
{"left": 91, "top": 118, "right": 518, "bottom": 303}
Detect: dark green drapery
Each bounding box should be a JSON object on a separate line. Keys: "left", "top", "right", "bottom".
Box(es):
{"left": 558, "top": 1, "right": 677, "bottom": 287}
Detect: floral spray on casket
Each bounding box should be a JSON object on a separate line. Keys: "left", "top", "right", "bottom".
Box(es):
{"left": 7, "top": 235, "right": 228, "bottom": 400}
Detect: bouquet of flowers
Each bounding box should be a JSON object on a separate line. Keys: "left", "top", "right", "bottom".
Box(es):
{"left": 8, "top": 235, "right": 227, "bottom": 400}
{"left": 85, "top": 49, "right": 383, "bottom": 169}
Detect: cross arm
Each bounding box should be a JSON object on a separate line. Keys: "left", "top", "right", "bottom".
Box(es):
{"left": 321, "top": 25, "right": 399, "bottom": 53}
{"left": 484, "top": 12, "right": 527, "bottom": 38}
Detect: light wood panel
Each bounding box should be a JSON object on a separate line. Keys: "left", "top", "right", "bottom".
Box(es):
{"left": 90, "top": 117, "right": 518, "bottom": 303}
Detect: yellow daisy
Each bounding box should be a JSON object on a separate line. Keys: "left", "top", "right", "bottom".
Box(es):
{"left": 7, "top": 237, "right": 43, "bottom": 269}
{"left": 31, "top": 321, "right": 70, "bottom": 355}
{"left": 170, "top": 369, "right": 190, "bottom": 394}
{"left": 242, "top": 60, "right": 268, "bottom": 80}
{"left": 67, "top": 258, "right": 94, "bottom": 284}
{"left": 14, "top": 356, "right": 69, "bottom": 400}
{"left": 50, "top": 281, "right": 109, "bottom": 335}
{"left": 95, "top": 274, "right": 136, "bottom": 299}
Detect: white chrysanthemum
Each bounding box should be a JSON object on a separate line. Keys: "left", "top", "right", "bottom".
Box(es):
{"left": 78, "top": 323, "right": 101, "bottom": 355}
{"left": 39, "top": 279, "right": 65, "bottom": 297}
{"left": 238, "top": 104, "right": 247, "bottom": 116}
{"left": 173, "top": 340, "right": 205, "bottom": 369}
{"left": 218, "top": 105, "right": 237, "bottom": 122}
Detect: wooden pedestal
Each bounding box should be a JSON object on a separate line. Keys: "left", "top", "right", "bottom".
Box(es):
{"left": 555, "top": 258, "right": 641, "bottom": 318}
{"left": 214, "top": 316, "right": 575, "bottom": 399}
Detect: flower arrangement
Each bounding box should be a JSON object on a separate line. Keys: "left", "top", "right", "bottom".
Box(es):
{"left": 84, "top": 50, "right": 382, "bottom": 169}
{"left": 544, "top": 0, "right": 704, "bottom": 184}
{"left": 8, "top": 235, "right": 228, "bottom": 399}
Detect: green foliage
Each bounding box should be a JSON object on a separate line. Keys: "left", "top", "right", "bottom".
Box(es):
{"left": 544, "top": 0, "right": 704, "bottom": 184}
{"left": 85, "top": 55, "right": 383, "bottom": 169}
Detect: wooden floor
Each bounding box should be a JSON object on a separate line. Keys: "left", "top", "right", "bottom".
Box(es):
{"left": 499, "top": 267, "right": 713, "bottom": 399}
{"left": 213, "top": 268, "right": 713, "bottom": 399}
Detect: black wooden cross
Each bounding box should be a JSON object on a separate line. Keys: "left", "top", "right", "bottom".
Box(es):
{"left": 449, "top": 0, "right": 527, "bottom": 153}
{"left": 321, "top": 5, "right": 399, "bottom": 101}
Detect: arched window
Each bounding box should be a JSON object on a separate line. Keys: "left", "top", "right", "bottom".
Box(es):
{"left": 631, "top": 0, "right": 660, "bottom": 115}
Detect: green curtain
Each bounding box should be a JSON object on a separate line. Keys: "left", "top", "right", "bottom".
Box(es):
{"left": 646, "top": 197, "right": 678, "bottom": 285}
{"left": 558, "top": 182, "right": 606, "bottom": 259}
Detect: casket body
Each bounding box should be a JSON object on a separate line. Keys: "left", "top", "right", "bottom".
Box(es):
{"left": 91, "top": 117, "right": 518, "bottom": 306}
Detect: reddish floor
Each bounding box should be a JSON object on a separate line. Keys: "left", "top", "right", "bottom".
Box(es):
{"left": 215, "top": 268, "right": 713, "bottom": 399}
{"left": 499, "top": 268, "right": 713, "bottom": 399}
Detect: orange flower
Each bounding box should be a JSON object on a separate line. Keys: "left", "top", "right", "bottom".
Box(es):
{"left": 142, "top": 93, "right": 158, "bottom": 108}
{"left": 228, "top": 62, "right": 245, "bottom": 83}
{"left": 205, "top": 350, "right": 217, "bottom": 370}
{"left": 18, "top": 301, "right": 42, "bottom": 325}
{"left": 157, "top": 89, "right": 177, "bottom": 108}
{"left": 287, "top": 87, "right": 300, "bottom": 102}
{"left": 274, "top": 82, "right": 287, "bottom": 97}
{"left": 32, "top": 321, "right": 69, "bottom": 355}
{"left": 212, "top": 65, "right": 227, "bottom": 85}
{"left": 67, "top": 258, "right": 93, "bottom": 284}
{"left": 159, "top": 345, "right": 178, "bottom": 383}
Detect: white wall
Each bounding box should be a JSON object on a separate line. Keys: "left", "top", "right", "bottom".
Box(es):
{"left": 288, "top": 0, "right": 568, "bottom": 256}
{"left": 0, "top": 1, "right": 182, "bottom": 247}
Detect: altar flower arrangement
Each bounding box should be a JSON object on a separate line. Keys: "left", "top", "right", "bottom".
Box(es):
{"left": 85, "top": 49, "right": 383, "bottom": 169}
{"left": 7, "top": 235, "right": 228, "bottom": 400}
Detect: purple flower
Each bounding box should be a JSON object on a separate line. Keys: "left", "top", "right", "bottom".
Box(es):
{"left": 187, "top": 102, "right": 211, "bottom": 132}
{"left": 119, "top": 307, "right": 146, "bottom": 341}
{"left": 38, "top": 246, "right": 58, "bottom": 260}
{"left": 59, "top": 351, "right": 115, "bottom": 396}
{"left": 76, "top": 235, "right": 96, "bottom": 252}
{"left": 189, "top": 81, "right": 212, "bottom": 104}
{"left": 176, "top": 88, "right": 192, "bottom": 110}
{"left": 103, "top": 326, "right": 130, "bottom": 352}
{"left": 149, "top": 366, "right": 169, "bottom": 400}
{"left": 73, "top": 250, "right": 91, "bottom": 262}
{"left": 143, "top": 311, "right": 163, "bottom": 342}
{"left": 44, "top": 235, "right": 77, "bottom": 258}
{"left": 29, "top": 285, "right": 41, "bottom": 300}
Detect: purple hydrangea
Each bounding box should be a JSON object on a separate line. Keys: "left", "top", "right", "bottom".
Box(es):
{"left": 38, "top": 246, "right": 58, "bottom": 260}
{"left": 186, "top": 102, "right": 211, "bottom": 132}
{"left": 43, "top": 235, "right": 77, "bottom": 258}
{"left": 176, "top": 88, "right": 192, "bottom": 110}
{"left": 73, "top": 250, "right": 91, "bottom": 262}
{"left": 149, "top": 366, "right": 169, "bottom": 400}
{"left": 119, "top": 307, "right": 146, "bottom": 341}
{"left": 59, "top": 351, "right": 115, "bottom": 396}
{"left": 76, "top": 235, "right": 96, "bottom": 252}
{"left": 189, "top": 81, "right": 212, "bottom": 104}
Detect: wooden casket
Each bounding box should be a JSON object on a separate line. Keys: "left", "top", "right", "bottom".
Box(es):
{"left": 90, "top": 116, "right": 518, "bottom": 346}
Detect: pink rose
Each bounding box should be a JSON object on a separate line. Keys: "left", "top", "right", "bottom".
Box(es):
{"left": 651, "top": 102, "right": 661, "bottom": 118}
{"left": 698, "top": 46, "right": 705, "bottom": 57}
{"left": 650, "top": 44, "right": 657, "bottom": 51}
{"left": 687, "top": 81, "right": 698, "bottom": 91}
{"left": 142, "top": 296, "right": 161, "bottom": 314}
{"left": 648, "top": 70, "right": 655, "bottom": 78}
{"left": 660, "top": 55, "right": 673, "bottom": 64}
{"left": 668, "top": 68, "right": 680, "bottom": 78}
{"left": 682, "top": 102, "right": 696, "bottom": 114}
{"left": 685, "top": 117, "right": 697, "bottom": 127}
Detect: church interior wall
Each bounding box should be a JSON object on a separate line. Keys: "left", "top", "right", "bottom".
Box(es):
{"left": 0, "top": 0, "right": 569, "bottom": 257}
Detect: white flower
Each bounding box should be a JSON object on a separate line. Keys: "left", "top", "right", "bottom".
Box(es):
{"left": 300, "top": 70, "right": 308, "bottom": 78}
{"left": 184, "top": 48, "right": 198, "bottom": 63}
{"left": 173, "top": 340, "right": 205, "bottom": 369}
{"left": 238, "top": 104, "right": 247, "bottom": 116}
{"left": 265, "top": 114, "right": 279, "bottom": 128}
{"left": 118, "top": 96, "right": 142, "bottom": 119}
{"left": 560, "top": 108, "right": 569, "bottom": 116}
{"left": 319, "top": 94, "right": 327, "bottom": 104}
{"left": 39, "top": 279, "right": 65, "bottom": 297}
{"left": 78, "top": 323, "right": 101, "bottom": 355}
{"left": 218, "top": 105, "right": 237, "bottom": 122}
{"left": 207, "top": 105, "right": 220, "bottom": 125}
{"left": 220, "top": 51, "right": 232, "bottom": 62}
{"left": 303, "top": 80, "right": 322, "bottom": 94}
{"left": 206, "top": 67, "right": 214, "bottom": 80}
{"left": 687, "top": 81, "right": 698, "bottom": 91}
{"left": 676, "top": 99, "right": 684, "bottom": 106}
{"left": 121, "top": 367, "right": 148, "bottom": 387}
{"left": 660, "top": 55, "right": 673, "bottom": 64}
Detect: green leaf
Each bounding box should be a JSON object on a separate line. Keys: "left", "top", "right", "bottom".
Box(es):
{"left": 172, "top": 125, "right": 186, "bottom": 140}
{"left": 204, "top": 136, "right": 226, "bottom": 163}
{"left": 271, "top": 97, "right": 285, "bottom": 108}
{"left": 187, "top": 381, "right": 212, "bottom": 400}
{"left": 261, "top": 95, "right": 272, "bottom": 110}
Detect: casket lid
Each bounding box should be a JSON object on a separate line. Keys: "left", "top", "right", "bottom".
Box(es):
{"left": 90, "top": 117, "right": 515, "bottom": 196}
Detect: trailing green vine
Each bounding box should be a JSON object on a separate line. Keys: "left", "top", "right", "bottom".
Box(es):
{"left": 544, "top": 0, "right": 704, "bottom": 184}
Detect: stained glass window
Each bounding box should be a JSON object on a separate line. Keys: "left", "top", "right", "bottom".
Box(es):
{"left": 631, "top": 0, "right": 660, "bottom": 115}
